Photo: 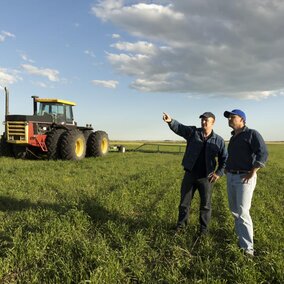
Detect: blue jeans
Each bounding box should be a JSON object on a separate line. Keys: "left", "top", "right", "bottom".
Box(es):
{"left": 227, "top": 173, "right": 257, "bottom": 252}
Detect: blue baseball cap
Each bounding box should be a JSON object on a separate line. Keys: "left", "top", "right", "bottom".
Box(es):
{"left": 224, "top": 109, "right": 246, "bottom": 121}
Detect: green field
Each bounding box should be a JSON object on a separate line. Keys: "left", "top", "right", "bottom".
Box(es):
{"left": 0, "top": 144, "right": 283, "bottom": 283}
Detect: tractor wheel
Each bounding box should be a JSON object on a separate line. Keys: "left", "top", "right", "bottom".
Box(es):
{"left": 83, "top": 130, "right": 93, "bottom": 141}
{"left": 60, "top": 129, "right": 86, "bottom": 161}
{"left": 12, "top": 145, "right": 28, "bottom": 159}
{"left": 87, "top": 131, "right": 109, "bottom": 157}
{"left": 46, "top": 128, "right": 66, "bottom": 160}
{"left": 83, "top": 130, "right": 93, "bottom": 157}
{"left": 0, "top": 135, "right": 12, "bottom": 157}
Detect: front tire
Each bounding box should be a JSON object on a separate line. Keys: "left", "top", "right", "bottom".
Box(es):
{"left": 46, "top": 128, "right": 66, "bottom": 160}
{"left": 87, "top": 131, "right": 109, "bottom": 157}
{"left": 83, "top": 130, "right": 93, "bottom": 157}
{"left": 60, "top": 129, "right": 86, "bottom": 161}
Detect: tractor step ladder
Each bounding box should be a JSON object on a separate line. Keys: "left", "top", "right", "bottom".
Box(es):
{"left": 36, "top": 136, "right": 48, "bottom": 152}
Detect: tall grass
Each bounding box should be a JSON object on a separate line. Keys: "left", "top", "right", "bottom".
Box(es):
{"left": 0, "top": 144, "right": 283, "bottom": 283}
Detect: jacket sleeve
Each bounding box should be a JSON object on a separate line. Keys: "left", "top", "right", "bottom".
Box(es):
{"left": 251, "top": 130, "right": 268, "bottom": 168}
{"left": 215, "top": 138, "right": 228, "bottom": 177}
{"left": 168, "top": 119, "right": 195, "bottom": 140}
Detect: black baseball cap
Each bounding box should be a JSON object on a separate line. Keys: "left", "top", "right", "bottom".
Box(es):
{"left": 199, "top": 112, "right": 215, "bottom": 120}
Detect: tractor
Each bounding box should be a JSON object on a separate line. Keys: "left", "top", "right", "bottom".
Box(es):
{"left": 0, "top": 87, "right": 109, "bottom": 160}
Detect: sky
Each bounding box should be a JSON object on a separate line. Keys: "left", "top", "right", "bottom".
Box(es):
{"left": 1, "top": 0, "right": 284, "bottom": 141}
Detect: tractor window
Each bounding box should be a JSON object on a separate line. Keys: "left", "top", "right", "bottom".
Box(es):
{"left": 38, "top": 103, "right": 74, "bottom": 124}
{"left": 39, "top": 103, "right": 51, "bottom": 115}
{"left": 66, "top": 105, "right": 74, "bottom": 123}
{"left": 39, "top": 103, "right": 64, "bottom": 116}
{"left": 51, "top": 104, "right": 64, "bottom": 115}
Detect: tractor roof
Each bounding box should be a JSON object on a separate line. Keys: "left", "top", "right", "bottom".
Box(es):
{"left": 35, "top": 98, "right": 76, "bottom": 106}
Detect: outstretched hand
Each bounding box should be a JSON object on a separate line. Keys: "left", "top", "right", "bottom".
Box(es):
{"left": 163, "top": 112, "right": 172, "bottom": 123}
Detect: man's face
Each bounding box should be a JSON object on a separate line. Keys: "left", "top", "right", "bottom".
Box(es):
{"left": 228, "top": 114, "right": 244, "bottom": 128}
{"left": 201, "top": 117, "right": 215, "bottom": 130}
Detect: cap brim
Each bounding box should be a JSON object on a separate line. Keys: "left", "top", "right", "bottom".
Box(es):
{"left": 224, "top": 111, "right": 232, "bottom": 118}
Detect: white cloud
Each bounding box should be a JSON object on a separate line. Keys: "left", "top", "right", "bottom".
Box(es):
{"left": 92, "top": 0, "right": 284, "bottom": 100}
{"left": 0, "top": 68, "right": 21, "bottom": 85}
{"left": 84, "top": 50, "right": 96, "bottom": 58}
{"left": 2, "top": 31, "right": 15, "bottom": 38}
{"left": 20, "top": 53, "right": 35, "bottom": 63}
{"left": 91, "top": 0, "right": 124, "bottom": 21}
{"left": 111, "top": 41, "right": 157, "bottom": 55}
{"left": 21, "top": 64, "right": 60, "bottom": 82}
{"left": 107, "top": 52, "right": 149, "bottom": 76}
{"left": 33, "top": 81, "right": 48, "bottom": 88}
{"left": 0, "top": 30, "right": 15, "bottom": 43}
{"left": 91, "top": 79, "right": 119, "bottom": 89}
{"left": 112, "top": 33, "right": 121, "bottom": 39}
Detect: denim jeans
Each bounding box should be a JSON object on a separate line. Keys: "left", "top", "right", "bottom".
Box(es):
{"left": 226, "top": 173, "right": 257, "bottom": 252}
{"left": 177, "top": 171, "right": 213, "bottom": 232}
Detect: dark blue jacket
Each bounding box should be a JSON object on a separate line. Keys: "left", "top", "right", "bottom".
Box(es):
{"left": 169, "top": 119, "right": 227, "bottom": 177}
{"left": 226, "top": 126, "right": 268, "bottom": 171}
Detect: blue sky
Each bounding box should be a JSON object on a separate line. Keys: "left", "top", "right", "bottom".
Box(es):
{"left": 1, "top": 0, "right": 284, "bottom": 141}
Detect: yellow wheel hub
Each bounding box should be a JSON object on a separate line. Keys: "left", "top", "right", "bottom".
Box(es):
{"left": 75, "top": 137, "right": 85, "bottom": 157}
{"left": 101, "top": 138, "right": 108, "bottom": 153}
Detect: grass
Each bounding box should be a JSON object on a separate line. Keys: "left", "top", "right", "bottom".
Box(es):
{"left": 0, "top": 143, "right": 283, "bottom": 283}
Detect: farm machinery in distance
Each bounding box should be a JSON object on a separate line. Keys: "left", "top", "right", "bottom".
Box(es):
{"left": 0, "top": 87, "right": 109, "bottom": 161}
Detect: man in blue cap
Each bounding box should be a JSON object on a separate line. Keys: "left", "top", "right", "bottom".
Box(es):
{"left": 163, "top": 111, "right": 227, "bottom": 235}
{"left": 224, "top": 109, "right": 268, "bottom": 257}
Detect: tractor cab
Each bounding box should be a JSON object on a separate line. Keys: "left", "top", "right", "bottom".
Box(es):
{"left": 34, "top": 98, "right": 76, "bottom": 125}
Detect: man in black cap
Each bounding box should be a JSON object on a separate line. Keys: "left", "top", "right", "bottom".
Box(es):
{"left": 163, "top": 112, "right": 227, "bottom": 235}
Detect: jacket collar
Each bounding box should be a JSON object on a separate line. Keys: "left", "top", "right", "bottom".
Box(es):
{"left": 198, "top": 128, "right": 216, "bottom": 140}
{"left": 231, "top": 126, "right": 248, "bottom": 136}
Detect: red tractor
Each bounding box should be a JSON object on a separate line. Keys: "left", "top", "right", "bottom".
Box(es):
{"left": 0, "top": 87, "right": 109, "bottom": 160}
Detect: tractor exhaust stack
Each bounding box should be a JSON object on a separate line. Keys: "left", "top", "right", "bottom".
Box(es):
{"left": 4, "top": 87, "right": 9, "bottom": 116}
{"left": 31, "top": 96, "right": 39, "bottom": 115}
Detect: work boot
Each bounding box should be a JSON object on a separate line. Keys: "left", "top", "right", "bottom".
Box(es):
{"left": 244, "top": 249, "right": 254, "bottom": 258}
{"left": 172, "top": 224, "right": 185, "bottom": 235}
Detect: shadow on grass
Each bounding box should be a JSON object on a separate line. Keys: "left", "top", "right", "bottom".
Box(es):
{"left": 0, "top": 195, "right": 161, "bottom": 235}
{"left": 0, "top": 196, "right": 66, "bottom": 213}
{"left": 78, "top": 196, "right": 158, "bottom": 233}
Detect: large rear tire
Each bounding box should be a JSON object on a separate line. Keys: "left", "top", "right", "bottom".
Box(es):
{"left": 46, "top": 128, "right": 66, "bottom": 160}
{"left": 83, "top": 130, "right": 93, "bottom": 141}
{"left": 60, "top": 129, "right": 86, "bottom": 161}
{"left": 87, "top": 131, "right": 109, "bottom": 157}
{"left": 83, "top": 130, "right": 93, "bottom": 157}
